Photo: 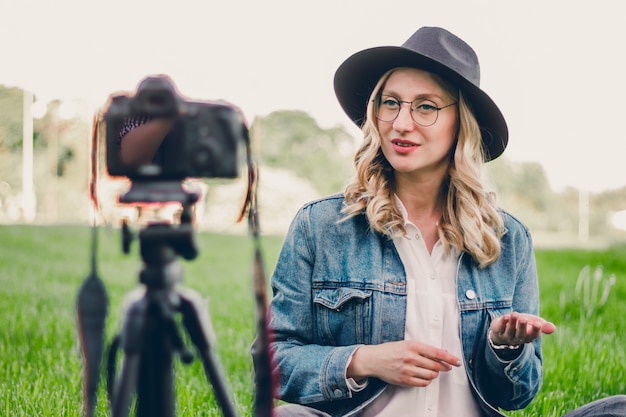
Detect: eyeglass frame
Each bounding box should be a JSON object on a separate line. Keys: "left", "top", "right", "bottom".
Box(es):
{"left": 372, "top": 95, "right": 458, "bottom": 127}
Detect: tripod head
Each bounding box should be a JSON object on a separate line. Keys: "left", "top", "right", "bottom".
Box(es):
{"left": 121, "top": 184, "right": 199, "bottom": 288}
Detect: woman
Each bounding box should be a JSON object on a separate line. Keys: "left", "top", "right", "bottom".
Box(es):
{"left": 267, "top": 27, "right": 626, "bottom": 417}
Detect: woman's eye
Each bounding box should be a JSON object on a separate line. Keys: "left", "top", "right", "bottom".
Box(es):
{"left": 382, "top": 99, "right": 400, "bottom": 108}
{"left": 415, "top": 102, "right": 437, "bottom": 112}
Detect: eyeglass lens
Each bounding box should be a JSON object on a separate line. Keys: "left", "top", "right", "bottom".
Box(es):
{"left": 375, "top": 97, "right": 441, "bottom": 126}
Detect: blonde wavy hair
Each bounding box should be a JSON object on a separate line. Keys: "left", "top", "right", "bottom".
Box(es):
{"left": 341, "top": 69, "right": 504, "bottom": 268}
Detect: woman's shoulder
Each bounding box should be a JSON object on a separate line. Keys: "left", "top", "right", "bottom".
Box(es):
{"left": 295, "top": 193, "right": 347, "bottom": 224}
{"left": 498, "top": 208, "right": 533, "bottom": 243}
{"left": 295, "top": 193, "right": 369, "bottom": 231}
{"left": 300, "top": 192, "right": 345, "bottom": 211}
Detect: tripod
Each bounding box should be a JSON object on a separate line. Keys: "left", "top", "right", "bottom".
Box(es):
{"left": 107, "top": 201, "right": 239, "bottom": 417}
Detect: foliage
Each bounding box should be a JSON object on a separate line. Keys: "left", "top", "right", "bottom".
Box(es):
{"left": 1, "top": 225, "right": 625, "bottom": 416}
{"left": 1, "top": 83, "right": 625, "bottom": 242}
{"left": 0, "top": 86, "right": 26, "bottom": 152}
{"left": 0, "top": 85, "right": 91, "bottom": 222}
{"left": 486, "top": 157, "right": 626, "bottom": 241}
{"left": 250, "top": 110, "right": 355, "bottom": 195}
{"left": 486, "top": 158, "right": 571, "bottom": 232}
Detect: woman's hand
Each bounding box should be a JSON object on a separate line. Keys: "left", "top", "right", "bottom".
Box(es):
{"left": 347, "top": 340, "right": 462, "bottom": 387}
{"left": 489, "top": 312, "right": 556, "bottom": 346}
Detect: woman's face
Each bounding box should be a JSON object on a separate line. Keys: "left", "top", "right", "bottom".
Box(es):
{"left": 376, "top": 68, "right": 458, "bottom": 183}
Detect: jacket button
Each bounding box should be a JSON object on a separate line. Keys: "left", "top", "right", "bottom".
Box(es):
{"left": 334, "top": 388, "right": 342, "bottom": 397}
{"left": 465, "top": 290, "right": 476, "bottom": 300}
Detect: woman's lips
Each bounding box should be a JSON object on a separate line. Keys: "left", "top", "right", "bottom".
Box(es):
{"left": 391, "top": 138, "right": 420, "bottom": 154}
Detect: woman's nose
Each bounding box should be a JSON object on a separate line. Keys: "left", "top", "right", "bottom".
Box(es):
{"left": 392, "top": 104, "right": 415, "bottom": 132}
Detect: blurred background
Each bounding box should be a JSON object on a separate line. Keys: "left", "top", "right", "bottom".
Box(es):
{"left": 1, "top": 0, "right": 625, "bottom": 247}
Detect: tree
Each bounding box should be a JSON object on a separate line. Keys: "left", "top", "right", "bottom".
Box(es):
{"left": 0, "top": 85, "right": 26, "bottom": 152}
{"left": 251, "top": 110, "right": 355, "bottom": 195}
{"left": 0, "top": 84, "right": 91, "bottom": 222}
{"left": 486, "top": 157, "right": 576, "bottom": 234}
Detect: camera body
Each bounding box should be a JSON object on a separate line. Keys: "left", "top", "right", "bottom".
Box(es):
{"left": 105, "top": 75, "right": 246, "bottom": 181}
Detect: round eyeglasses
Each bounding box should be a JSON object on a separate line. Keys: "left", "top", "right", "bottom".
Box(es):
{"left": 374, "top": 96, "right": 457, "bottom": 127}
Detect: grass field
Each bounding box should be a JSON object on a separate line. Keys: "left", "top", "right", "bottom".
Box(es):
{"left": 0, "top": 225, "right": 624, "bottom": 416}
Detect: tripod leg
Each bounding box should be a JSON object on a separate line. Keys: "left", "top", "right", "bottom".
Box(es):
{"left": 112, "top": 355, "right": 141, "bottom": 417}
{"left": 178, "top": 288, "right": 240, "bottom": 417}
{"left": 113, "top": 289, "right": 178, "bottom": 417}
{"left": 135, "top": 316, "right": 175, "bottom": 417}
{"left": 112, "top": 297, "right": 146, "bottom": 417}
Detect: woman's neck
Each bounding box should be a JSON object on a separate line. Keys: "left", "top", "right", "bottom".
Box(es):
{"left": 394, "top": 175, "right": 446, "bottom": 253}
{"left": 395, "top": 174, "right": 444, "bottom": 217}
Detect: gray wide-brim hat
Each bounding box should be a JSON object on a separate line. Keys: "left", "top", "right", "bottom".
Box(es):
{"left": 334, "top": 26, "right": 508, "bottom": 161}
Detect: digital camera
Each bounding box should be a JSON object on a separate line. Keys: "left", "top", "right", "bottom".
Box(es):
{"left": 104, "top": 75, "right": 246, "bottom": 181}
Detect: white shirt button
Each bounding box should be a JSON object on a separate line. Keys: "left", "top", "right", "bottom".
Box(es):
{"left": 465, "top": 289, "right": 476, "bottom": 300}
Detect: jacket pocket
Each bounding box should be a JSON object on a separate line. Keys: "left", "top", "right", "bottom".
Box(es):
{"left": 313, "top": 287, "right": 372, "bottom": 346}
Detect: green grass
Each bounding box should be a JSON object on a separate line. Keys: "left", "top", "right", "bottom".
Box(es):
{"left": 0, "top": 225, "right": 624, "bottom": 416}
{"left": 509, "top": 246, "right": 626, "bottom": 416}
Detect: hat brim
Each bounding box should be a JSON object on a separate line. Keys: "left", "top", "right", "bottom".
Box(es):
{"left": 334, "top": 46, "right": 508, "bottom": 161}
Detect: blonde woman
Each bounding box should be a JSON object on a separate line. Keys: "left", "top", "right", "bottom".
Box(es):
{"left": 267, "top": 27, "right": 626, "bottom": 417}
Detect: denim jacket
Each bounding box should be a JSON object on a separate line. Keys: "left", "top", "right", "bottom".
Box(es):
{"left": 268, "top": 194, "right": 543, "bottom": 417}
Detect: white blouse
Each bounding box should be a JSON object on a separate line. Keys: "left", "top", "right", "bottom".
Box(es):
{"left": 362, "top": 199, "right": 481, "bottom": 417}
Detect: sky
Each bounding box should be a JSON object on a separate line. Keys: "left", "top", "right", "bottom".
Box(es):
{"left": 2, "top": 0, "right": 625, "bottom": 193}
